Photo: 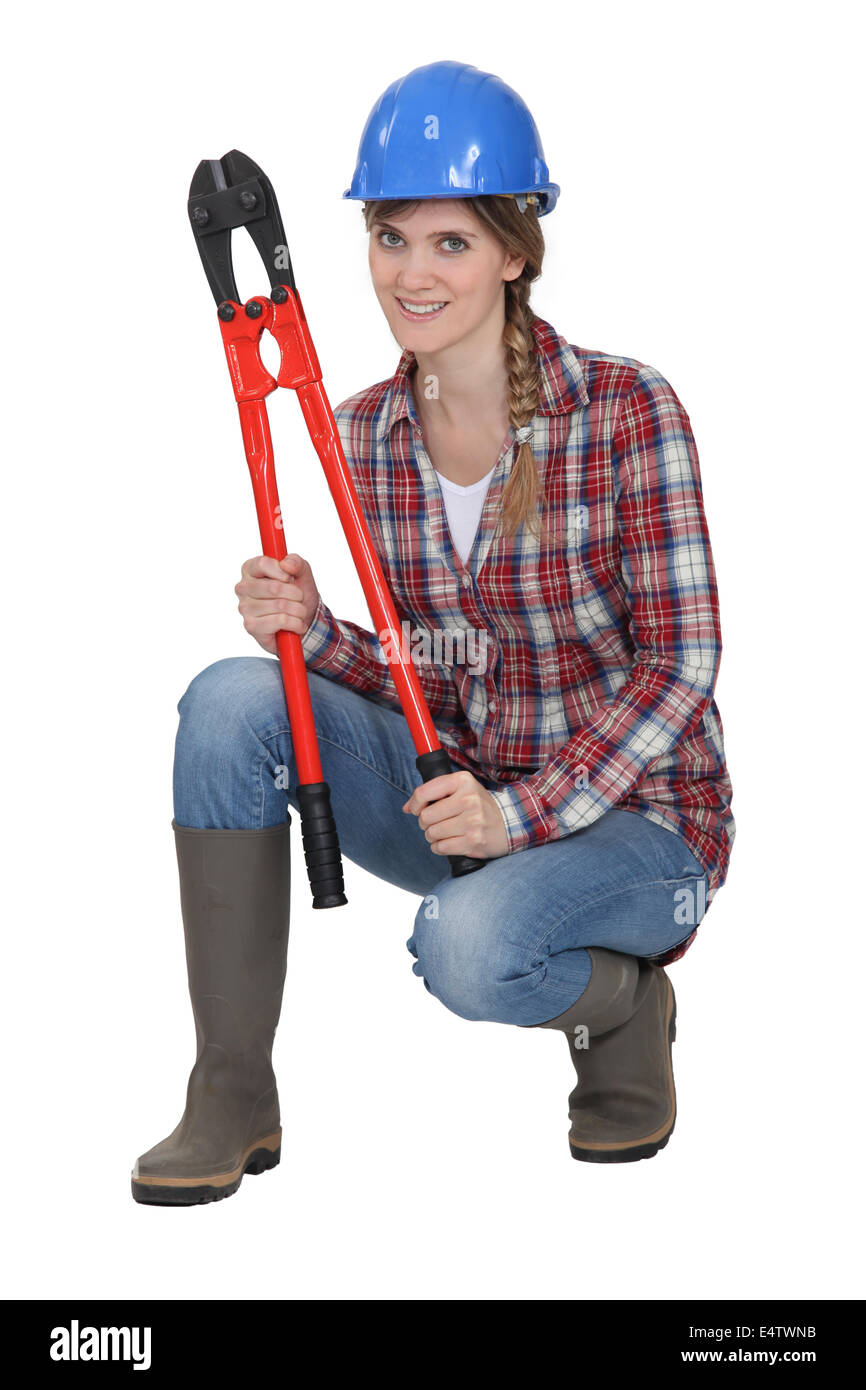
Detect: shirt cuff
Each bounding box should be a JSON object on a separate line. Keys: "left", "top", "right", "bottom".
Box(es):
{"left": 488, "top": 781, "right": 560, "bottom": 854}
{"left": 300, "top": 594, "right": 340, "bottom": 664}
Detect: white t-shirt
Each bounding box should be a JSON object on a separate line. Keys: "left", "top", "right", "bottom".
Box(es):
{"left": 433, "top": 464, "right": 498, "bottom": 565}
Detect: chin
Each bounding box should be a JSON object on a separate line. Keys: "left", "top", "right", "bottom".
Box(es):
{"left": 393, "top": 317, "right": 464, "bottom": 356}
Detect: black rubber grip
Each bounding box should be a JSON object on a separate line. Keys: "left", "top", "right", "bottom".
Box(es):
{"left": 415, "top": 749, "right": 486, "bottom": 877}
{"left": 296, "top": 781, "right": 348, "bottom": 908}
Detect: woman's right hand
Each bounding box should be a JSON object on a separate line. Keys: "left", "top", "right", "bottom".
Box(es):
{"left": 235, "top": 553, "right": 321, "bottom": 656}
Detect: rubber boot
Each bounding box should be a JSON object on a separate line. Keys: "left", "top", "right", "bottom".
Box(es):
{"left": 131, "top": 818, "right": 291, "bottom": 1206}
{"left": 528, "top": 946, "right": 677, "bottom": 1163}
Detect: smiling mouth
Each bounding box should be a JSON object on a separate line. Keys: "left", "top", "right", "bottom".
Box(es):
{"left": 396, "top": 298, "right": 448, "bottom": 317}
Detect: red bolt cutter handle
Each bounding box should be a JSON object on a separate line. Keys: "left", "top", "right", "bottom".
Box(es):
{"left": 212, "top": 299, "right": 346, "bottom": 907}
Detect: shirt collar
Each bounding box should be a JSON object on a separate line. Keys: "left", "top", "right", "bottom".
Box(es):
{"left": 377, "top": 315, "right": 590, "bottom": 441}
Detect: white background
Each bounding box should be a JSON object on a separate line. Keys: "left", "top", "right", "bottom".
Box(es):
{"left": 3, "top": 0, "right": 862, "bottom": 1302}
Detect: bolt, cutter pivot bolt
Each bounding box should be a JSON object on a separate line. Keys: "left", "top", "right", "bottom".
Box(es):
{"left": 271, "top": 287, "right": 289, "bottom": 304}
{"left": 239, "top": 191, "right": 258, "bottom": 210}
{"left": 191, "top": 206, "right": 210, "bottom": 226}
{"left": 245, "top": 301, "right": 263, "bottom": 319}
{"left": 217, "top": 302, "right": 236, "bottom": 322}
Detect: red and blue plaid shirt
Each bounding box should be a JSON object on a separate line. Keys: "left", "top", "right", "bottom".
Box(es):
{"left": 301, "top": 316, "right": 735, "bottom": 964}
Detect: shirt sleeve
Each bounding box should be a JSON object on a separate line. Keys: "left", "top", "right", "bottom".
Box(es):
{"left": 300, "top": 591, "right": 465, "bottom": 726}
{"left": 489, "top": 364, "right": 723, "bottom": 853}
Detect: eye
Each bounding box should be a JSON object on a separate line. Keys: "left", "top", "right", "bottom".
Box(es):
{"left": 440, "top": 237, "right": 468, "bottom": 253}
{"left": 377, "top": 230, "right": 404, "bottom": 248}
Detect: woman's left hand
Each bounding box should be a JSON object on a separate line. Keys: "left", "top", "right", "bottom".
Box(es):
{"left": 402, "top": 771, "right": 509, "bottom": 860}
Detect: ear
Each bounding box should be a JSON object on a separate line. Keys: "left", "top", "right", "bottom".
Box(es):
{"left": 502, "top": 251, "right": 526, "bottom": 283}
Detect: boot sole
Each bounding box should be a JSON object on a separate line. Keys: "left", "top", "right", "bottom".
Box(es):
{"left": 131, "top": 1130, "right": 281, "bottom": 1207}
{"left": 569, "top": 983, "right": 677, "bottom": 1164}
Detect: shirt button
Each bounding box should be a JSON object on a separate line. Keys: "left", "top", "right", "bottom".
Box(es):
{"left": 488, "top": 701, "right": 497, "bottom": 715}
{"left": 461, "top": 573, "right": 472, "bottom": 588}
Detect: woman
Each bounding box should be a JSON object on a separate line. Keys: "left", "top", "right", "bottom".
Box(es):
{"left": 132, "top": 60, "right": 734, "bottom": 1204}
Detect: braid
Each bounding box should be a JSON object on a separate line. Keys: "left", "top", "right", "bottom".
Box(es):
{"left": 499, "top": 279, "right": 548, "bottom": 542}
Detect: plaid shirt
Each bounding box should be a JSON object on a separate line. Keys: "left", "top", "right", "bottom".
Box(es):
{"left": 300, "top": 316, "right": 735, "bottom": 964}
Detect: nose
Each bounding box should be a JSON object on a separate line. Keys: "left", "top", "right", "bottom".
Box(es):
{"left": 394, "top": 247, "right": 439, "bottom": 293}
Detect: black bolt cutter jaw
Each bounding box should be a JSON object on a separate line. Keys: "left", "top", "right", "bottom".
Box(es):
{"left": 188, "top": 149, "right": 297, "bottom": 306}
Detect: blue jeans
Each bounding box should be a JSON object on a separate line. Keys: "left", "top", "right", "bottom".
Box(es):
{"left": 173, "top": 657, "right": 709, "bottom": 1027}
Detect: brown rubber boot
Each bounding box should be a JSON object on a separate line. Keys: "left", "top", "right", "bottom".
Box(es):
{"left": 528, "top": 946, "right": 677, "bottom": 1163}
{"left": 131, "top": 818, "right": 291, "bottom": 1206}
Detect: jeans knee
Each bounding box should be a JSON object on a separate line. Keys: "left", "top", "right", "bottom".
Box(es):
{"left": 176, "top": 656, "right": 286, "bottom": 764}
{"left": 179, "top": 656, "right": 277, "bottom": 728}
{"left": 407, "top": 885, "right": 540, "bottom": 1023}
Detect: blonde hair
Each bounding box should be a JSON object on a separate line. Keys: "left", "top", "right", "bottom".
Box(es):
{"left": 363, "top": 195, "right": 549, "bottom": 542}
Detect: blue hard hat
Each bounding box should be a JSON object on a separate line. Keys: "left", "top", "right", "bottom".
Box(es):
{"left": 344, "top": 60, "right": 560, "bottom": 216}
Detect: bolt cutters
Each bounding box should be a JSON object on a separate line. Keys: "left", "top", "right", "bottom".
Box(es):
{"left": 187, "top": 150, "right": 486, "bottom": 907}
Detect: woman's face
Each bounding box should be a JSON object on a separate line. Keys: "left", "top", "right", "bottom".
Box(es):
{"left": 368, "top": 199, "right": 525, "bottom": 354}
